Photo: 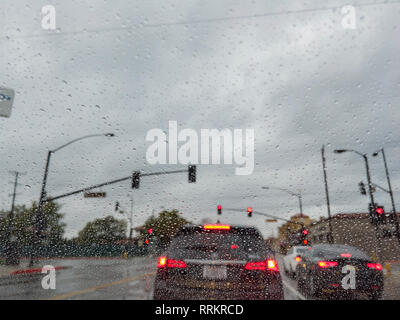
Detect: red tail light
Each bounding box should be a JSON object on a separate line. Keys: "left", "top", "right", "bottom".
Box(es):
{"left": 166, "top": 259, "right": 187, "bottom": 268}
{"left": 157, "top": 256, "right": 167, "bottom": 268}
{"left": 367, "top": 263, "right": 382, "bottom": 271}
{"left": 318, "top": 261, "right": 338, "bottom": 268}
{"left": 244, "top": 259, "right": 279, "bottom": 271}
{"left": 340, "top": 253, "right": 352, "bottom": 258}
{"left": 295, "top": 256, "right": 301, "bottom": 262}
{"left": 157, "top": 257, "right": 187, "bottom": 269}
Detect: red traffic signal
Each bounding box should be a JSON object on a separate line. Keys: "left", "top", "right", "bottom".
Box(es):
{"left": 376, "top": 207, "right": 384, "bottom": 215}
{"left": 302, "top": 229, "right": 308, "bottom": 235}
{"left": 303, "top": 239, "right": 308, "bottom": 245}
{"left": 217, "top": 205, "right": 222, "bottom": 215}
{"left": 148, "top": 228, "right": 153, "bottom": 234}
{"left": 247, "top": 207, "right": 253, "bottom": 217}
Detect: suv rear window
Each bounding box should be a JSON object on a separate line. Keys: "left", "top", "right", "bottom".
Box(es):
{"left": 312, "top": 246, "right": 369, "bottom": 260}
{"left": 168, "top": 227, "right": 271, "bottom": 260}
{"left": 171, "top": 233, "right": 266, "bottom": 253}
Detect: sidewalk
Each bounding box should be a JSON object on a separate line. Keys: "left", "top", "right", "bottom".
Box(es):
{"left": 383, "top": 262, "right": 400, "bottom": 300}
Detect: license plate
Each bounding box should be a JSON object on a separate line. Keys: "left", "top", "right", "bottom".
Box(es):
{"left": 203, "top": 265, "right": 227, "bottom": 280}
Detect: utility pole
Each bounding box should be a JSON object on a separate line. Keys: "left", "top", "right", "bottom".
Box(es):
{"left": 373, "top": 148, "right": 400, "bottom": 245}
{"left": 129, "top": 197, "right": 134, "bottom": 240}
{"left": 5, "top": 171, "right": 25, "bottom": 265}
{"left": 334, "top": 149, "right": 381, "bottom": 262}
{"left": 321, "top": 145, "right": 334, "bottom": 244}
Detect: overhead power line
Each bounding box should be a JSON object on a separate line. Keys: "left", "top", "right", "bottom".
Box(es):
{"left": 2, "top": 0, "right": 400, "bottom": 41}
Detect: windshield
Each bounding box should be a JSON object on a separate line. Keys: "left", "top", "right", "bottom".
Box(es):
{"left": 1, "top": 0, "right": 399, "bottom": 303}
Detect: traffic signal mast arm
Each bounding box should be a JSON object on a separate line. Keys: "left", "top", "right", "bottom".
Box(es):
{"left": 223, "top": 208, "right": 304, "bottom": 226}
{"left": 45, "top": 167, "right": 193, "bottom": 202}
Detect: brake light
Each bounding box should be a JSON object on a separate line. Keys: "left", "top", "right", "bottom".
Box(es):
{"left": 318, "top": 261, "right": 338, "bottom": 268}
{"left": 157, "top": 256, "right": 167, "bottom": 268}
{"left": 166, "top": 259, "right": 187, "bottom": 268}
{"left": 295, "top": 256, "right": 301, "bottom": 262}
{"left": 157, "top": 257, "right": 187, "bottom": 269}
{"left": 244, "top": 259, "right": 279, "bottom": 271}
{"left": 367, "top": 263, "right": 382, "bottom": 271}
{"left": 231, "top": 244, "right": 238, "bottom": 249}
{"left": 340, "top": 253, "right": 352, "bottom": 258}
{"left": 203, "top": 224, "right": 231, "bottom": 230}
{"left": 267, "top": 259, "right": 279, "bottom": 271}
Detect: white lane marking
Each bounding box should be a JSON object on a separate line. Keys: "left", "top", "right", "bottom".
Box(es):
{"left": 282, "top": 279, "right": 306, "bottom": 300}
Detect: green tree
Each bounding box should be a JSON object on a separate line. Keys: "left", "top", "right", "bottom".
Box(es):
{"left": 0, "top": 201, "right": 66, "bottom": 246}
{"left": 142, "top": 209, "right": 190, "bottom": 249}
{"left": 77, "top": 216, "right": 127, "bottom": 244}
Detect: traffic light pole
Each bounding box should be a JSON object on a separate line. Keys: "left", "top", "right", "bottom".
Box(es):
{"left": 363, "top": 154, "right": 381, "bottom": 262}
{"left": 30, "top": 150, "right": 52, "bottom": 266}
{"left": 380, "top": 149, "right": 400, "bottom": 245}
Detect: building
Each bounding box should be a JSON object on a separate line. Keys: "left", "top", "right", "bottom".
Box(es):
{"left": 307, "top": 213, "right": 400, "bottom": 262}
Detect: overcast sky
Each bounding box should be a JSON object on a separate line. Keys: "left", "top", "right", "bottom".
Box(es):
{"left": 1, "top": 0, "right": 399, "bottom": 239}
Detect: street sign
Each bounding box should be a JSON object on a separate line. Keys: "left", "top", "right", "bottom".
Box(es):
{"left": 84, "top": 192, "right": 106, "bottom": 198}
{"left": 0, "top": 87, "right": 15, "bottom": 118}
{"left": 266, "top": 219, "right": 278, "bottom": 223}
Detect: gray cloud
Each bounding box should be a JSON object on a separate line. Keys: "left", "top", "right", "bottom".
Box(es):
{"left": 1, "top": 0, "right": 400, "bottom": 239}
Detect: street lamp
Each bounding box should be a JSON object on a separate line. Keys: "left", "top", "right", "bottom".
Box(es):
{"left": 261, "top": 186, "right": 303, "bottom": 217}
{"left": 372, "top": 148, "right": 400, "bottom": 244}
{"left": 30, "top": 133, "right": 115, "bottom": 266}
{"left": 333, "top": 149, "right": 376, "bottom": 207}
{"left": 334, "top": 148, "right": 380, "bottom": 261}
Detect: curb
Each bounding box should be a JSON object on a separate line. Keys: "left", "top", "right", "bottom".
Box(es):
{"left": 0, "top": 266, "right": 68, "bottom": 285}
{"left": 9, "top": 265, "right": 64, "bottom": 276}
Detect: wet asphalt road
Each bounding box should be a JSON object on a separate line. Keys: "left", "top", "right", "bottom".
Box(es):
{"left": 0, "top": 255, "right": 305, "bottom": 300}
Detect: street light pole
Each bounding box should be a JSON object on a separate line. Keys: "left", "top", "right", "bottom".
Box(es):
{"left": 334, "top": 149, "right": 381, "bottom": 261}
{"left": 30, "top": 133, "right": 115, "bottom": 266}
{"left": 373, "top": 148, "right": 400, "bottom": 245}
{"left": 262, "top": 186, "right": 303, "bottom": 220}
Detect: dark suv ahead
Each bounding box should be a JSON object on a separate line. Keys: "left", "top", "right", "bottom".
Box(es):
{"left": 153, "top": 224, "right": 284, "bottom": 300}
{"left": 296, "top": 244, "right": 384, "bottom": 299}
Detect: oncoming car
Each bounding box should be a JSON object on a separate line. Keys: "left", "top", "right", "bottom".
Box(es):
{"left": 153, "top": 224, "right": 284, "bottom": 300}
{"left": 296, "top": 244, "right": 384, "bottom": 299}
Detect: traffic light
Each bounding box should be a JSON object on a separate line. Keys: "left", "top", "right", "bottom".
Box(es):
{"left": 115, "top": 201, "right": 119, "bottom": 212}
{"left": 217, "top": 205, "right": 222, "bottom": 215}
{"left": 247, "top": 207, "right": 253, "bottom": 217}
{"left": 300, "top": 227, "right": 309, "bottom": 245}
{"left": 188, "top": 165, "right": 196, "bottom": 183}
{"left": 358, "top": 181, "right": 367, "bottom": 195}
{"left": 376, "top": 205, "right": 385, "bottom": 224}
{"left": 148, "top": 228, "right": 153, "bottom": 234}
{"left": 369, "top": 203, "right": 386, "bottom": 224}
{"left": 132, "top": 171, "right": 140, "bottom": 189}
